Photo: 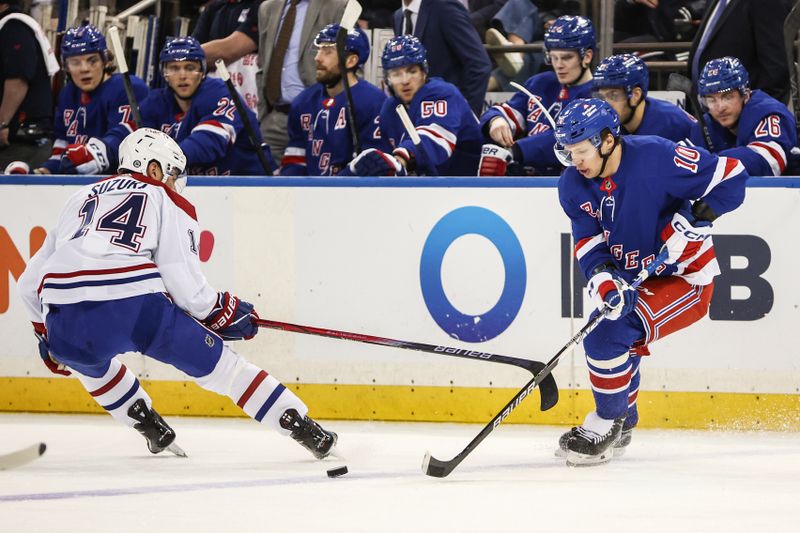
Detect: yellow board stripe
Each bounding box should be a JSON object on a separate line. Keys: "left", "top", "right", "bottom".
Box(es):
{"left": 1, "top": 377, "right": 798, "bottom": 430}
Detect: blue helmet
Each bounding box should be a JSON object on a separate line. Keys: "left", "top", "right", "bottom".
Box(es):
{"left": 544, "top": 16, "right": 595, "bottom": 57}
{"left": 554, "top": 98, "right": 620, "bottom": 148}
{"left": 381, "top": 35, "right": 428, "bottom": 74}
{"left": 314, "top": 24, "right": 370, "bottom": 67}
{"left": 593, "top": 54, "right": 649, "bottom": 99}
{"left": 61, "top": 23, "right": 107, "bottom": 60}
{"left": 159, "top": 36, "right": 206, "bottom": 74}
{"left": 698, "top": 57, "right": 749, "bottom": 97}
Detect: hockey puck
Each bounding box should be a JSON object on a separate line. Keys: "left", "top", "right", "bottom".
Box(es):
{"left": 326, "top": 466, "right": 348, "bottom": 478}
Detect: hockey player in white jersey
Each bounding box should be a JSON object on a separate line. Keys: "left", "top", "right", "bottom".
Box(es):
{"left": 17, "top": 128, "right": 337, "bottom": 459}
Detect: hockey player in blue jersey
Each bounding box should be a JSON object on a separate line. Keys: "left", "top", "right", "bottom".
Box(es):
{"left": 340, "top": 35, "right": 482, "bottom": 176}
{"left": 554, "top": 98, "right": 747, "bottom": 466}
{"left": 689, "top": 57, "right": 797, "bottom": 176}
{"left": 109, "top": 36, "right": 275, "bottom": 176}
{"left": 18, "top": 128, "right": 336, "bottom": 459}
{"left": 592, "top": 54, "right": 695, "bottom": 142}
{"left": 280, "top": 24, "right": 388, "bottom": 176}
{"left": 33, "top": 23, "right": 148, "bottom": 175}
{"left": 478, "top": 16, "right": 595, "bottom": 176}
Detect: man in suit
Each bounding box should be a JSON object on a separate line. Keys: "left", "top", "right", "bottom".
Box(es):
{"left": 393, "top": 0, "right": 492, "bottom": 115}
{"left": 257, "top": 0, "right": 347, "bottom": 161}
{"left": 688, "top": 0, "right": 792, "bottom": 104}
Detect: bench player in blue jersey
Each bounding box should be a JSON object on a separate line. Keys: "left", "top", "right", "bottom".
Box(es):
{"left": 280, "top": 24, "right": 389, "bottom": 176}
{"left": 340, "top": 35, "right": 483, "bottom": 176}
{"left": 554, "top": 99, "right": 748, "bottom": 466}
{"left": 592, "top": 54, "right": 696, "bottom": 142}
{"left": 32, "top": 23, "right": 148, "bottom": 175}
{"left": 478, "top": 16, "right": 596, "bottom": 176}
{"left": 18, "top": 128, "right": 336, "bottom": 459}
{"left": 689, "top": 57, "right": 797, "bottom": 176}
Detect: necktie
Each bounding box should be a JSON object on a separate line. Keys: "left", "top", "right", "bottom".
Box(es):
{"left": 265, "top": 0, "right": 299, "bottom": 107}
{"left": 692, "top": 0, "right": 729, "bottom": 80}
{"left": 404, "top": 9, "right": 414, "bottom": 35}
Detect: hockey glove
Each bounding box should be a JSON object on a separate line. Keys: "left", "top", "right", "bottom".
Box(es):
{"left": 345, "top": 148, "right": 407, "bottom": 177}
{"left": 32, "top": 322, "right": 71, "bottom": 376}
{"left": 660, "top": 210, "right": 712, "bottom": 265}
{"left": 478, "top": 144, "right": 513, "bottom": 176}
{"left": 203, "top": 292, "right": 259, "bottom": 341}
{"left": 587, "top": 267, "right": 638, "bottom": 321}
{"left": 59, "top": 138, "right": 109, "bottom": 175}
{"left": 4, "top": 161, "right": 30, "bottom": 174}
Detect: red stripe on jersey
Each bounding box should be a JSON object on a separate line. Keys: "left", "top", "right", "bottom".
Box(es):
{"left": 52, "top": 147, "right": 66, "bottom": 156}
{"left": 722, "top": 156, "right": 742, "bottom": 179}
{"left": 38, "top": 262, "right": 158, "bottom": 294}
{"left": 90, "top": 364, "right": 127, "bottom": 397}
{"left": 418, "top": 126, "right": 456, "bottom": 151}
{"left": 750, "top": 141, "right": 787, "bottom": 173}
{"left": 237, "top": 370, "right": 268, "bottom": 408}
{"left": 589, "top": 369, "right": 631, "bottom": 392}
{"left": 499, "top": 104, "right": 523, "bottom": 134}
{"left": 628, "top": 389, "right": 639, "bottom": 405}
{"left": 281, "top": 155, "right": 306, "bottom": 166}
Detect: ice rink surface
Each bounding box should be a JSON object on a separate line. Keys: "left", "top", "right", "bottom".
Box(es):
{"left": 1, "top": 413, "right": 798, "bottom": 533}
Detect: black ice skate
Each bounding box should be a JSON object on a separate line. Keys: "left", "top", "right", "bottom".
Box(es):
{"left": 279, "top": 409, "right": 337, "bottom": 459}
{"left": 555, "top": 423, "right": 633, "bottom": 458}
{"left": 564, "top": 415, "right": 626, "bottom": 466}
{"left": 128, "top": 399, "right": 187, "bottom": 457}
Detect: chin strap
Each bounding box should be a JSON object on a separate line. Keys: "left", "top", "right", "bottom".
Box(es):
{"left": 593, "top": 136, "right": 620, "bottom": 179}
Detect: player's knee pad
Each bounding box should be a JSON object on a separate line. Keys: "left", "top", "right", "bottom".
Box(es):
{"left": 75, "top": 358, "right": 152, "bottom": 428}
{"left": 195, "top": 346, "right": 308, "bottom": 433}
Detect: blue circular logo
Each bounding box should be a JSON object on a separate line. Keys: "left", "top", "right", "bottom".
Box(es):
{"left": 420, "top": 206, "right": 526, "bottom": 342}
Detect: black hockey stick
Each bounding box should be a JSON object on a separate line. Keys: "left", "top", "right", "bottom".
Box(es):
{"left": 783, "top": 2, "right": 800, "bottom": 126}
{"left": 667, "top": 72, "right": 715, "bottom": 151}
{"left": 108, "top": 26, "right": 143, "bottom": 128}
{"left": 336, "top": 0, "right": 363, "bottom": 156}
{"left": 252, "top": 317, "right": 559, "bottom": 412}
{"left": 215, "top": 59, "right": 274, "bottom": 175}
{"left": 395, "top": 104, "right": 439, "bottom": 176}
{"left": 422, "top": 250, "right": 668, "bottom": 478}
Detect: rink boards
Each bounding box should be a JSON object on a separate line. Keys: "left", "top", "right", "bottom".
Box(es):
{"left": 1, "top": 176, "right": 798, "bottom": 430}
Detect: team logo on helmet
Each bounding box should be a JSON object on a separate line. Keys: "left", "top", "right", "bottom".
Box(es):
{"left": 698, "top": 57, "right": 749, "bottom": 97}
{"left": 159, "top": 36, "right": 207, "bottom": 75}
{"left": 61, "top": 23, "right": 108, "bottom": 61}
{"left": 313, "top": 24, "right": 371, "bottom": 67}
{"left": 381, "top": 35, "right": 428, "bottom": 74}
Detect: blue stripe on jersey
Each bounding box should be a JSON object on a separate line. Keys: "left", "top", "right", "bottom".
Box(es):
{"left": 42, "top": 272, "right": 162, "bottom": 291}
{"left": 102, "top": 380, "right": 140, "bottom": 411}
{"left": 254, "top": 384, "right": 286, "bottom": 423}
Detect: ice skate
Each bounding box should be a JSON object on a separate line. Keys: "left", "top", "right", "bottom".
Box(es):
{"left": 280, "top": 409, "right": 337, "bottom": 459}
{"left": 128, "top": 399, "right": 186, "bottom": 457}
{"left": 555, "top": 423, "right": 632, "bottom": 458}
{"left": 563, "top": 413, "right": 625, "bottom": 466}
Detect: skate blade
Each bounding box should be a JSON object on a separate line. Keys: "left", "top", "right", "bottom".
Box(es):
{"left": 166, "top": 443, "right": 188, "bottom": 458}
{"left": 557, "top": 446, "right": 625, "bottom": 459}
{"left": 565, "top": 449, "right": 614, "bottom": 467}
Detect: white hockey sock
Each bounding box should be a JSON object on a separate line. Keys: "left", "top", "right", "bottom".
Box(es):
{"left": 75, "top": 358, "right": 152, "bottom": 428}
{"left": 196, "top": 346, "right": 308, "bottom": 435}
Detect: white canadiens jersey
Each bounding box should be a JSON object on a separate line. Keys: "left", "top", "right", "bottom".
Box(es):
{"left": 18, "top": 174, "right": 217, "bottom": 323}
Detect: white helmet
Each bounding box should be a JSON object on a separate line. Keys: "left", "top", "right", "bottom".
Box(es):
{"left": 118, "top": 128, "right": 187, "bottom": 184}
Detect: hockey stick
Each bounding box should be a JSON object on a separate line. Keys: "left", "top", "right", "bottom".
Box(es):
{"left": 336, "top": 0, "right": 363, "bottom": 156}
{"left": 422, "top": 250, "right": 668, "bottom": 478}
{"left": 215, "top": 59, "right": 275, "bottom": 175}
{"left": 784, "top": 2, "right": 800, "bottom": 126}
{"left": 0, "top": 443, "right": 46, "bottom": 471}
{"left": 252, "top": 317, "right": 559, "bottom": 412}
{"left": 395, "top": 104, "right": 438, "bottom": 176}
{"left": 666, "top": 73, "right": 715, "bottom": 151}
{"left": 510, "top": 81, "right": 557, "bottom": 129}
{"left": 107, "top": 26, "right": 143, "bottom": 128}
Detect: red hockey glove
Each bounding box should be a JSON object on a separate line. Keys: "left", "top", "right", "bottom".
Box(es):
{"left": 59, "top": 138, "right": 109, "bottom": 174}
{"left": 478, "top": 144, "right": 513, "bottom": 176}
{"left": 4, "top": 161, "right": 30, "bottom": 174}
{"left": 660, "top": 210, "right": 712, "bottom": 265}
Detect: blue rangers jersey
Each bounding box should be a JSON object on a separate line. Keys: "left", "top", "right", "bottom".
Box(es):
{"left": 110, "top": 77, "right": 274, "bottom": 175}
{"left": 381, "top": 78, "right": 482, "bottom": 176}
{"left": 688, "top": 90, "right": 797, "bottom": 176}
{"left": 481, "top": 71, "right": 593, "bottom": 171}
{"left": 631, "top": 97, "right": 696, "bottom": 142}
{"left": 559, "top": 135, "right": 747, "bottom": 287}
{"left": 281, "top": 80, "right": 389, "bottom": 175}
{"left": 42, "top": 74, "right": 149, "bottom": 173}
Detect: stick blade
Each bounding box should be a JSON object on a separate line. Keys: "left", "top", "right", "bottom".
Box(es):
{"left": 0, "top": 442, "right": 46, "bottom": 470}
{"left": 340, "top": 0, "right": 363, "bottom": 30}
{"left": 666, "top": 72, "right": 692, "bottom": 93}
{"left": 422, "top": 451, "right": 454, "bottom": 478}
{"left": 525, "top": 360, "right": 559, "bottom": 411}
